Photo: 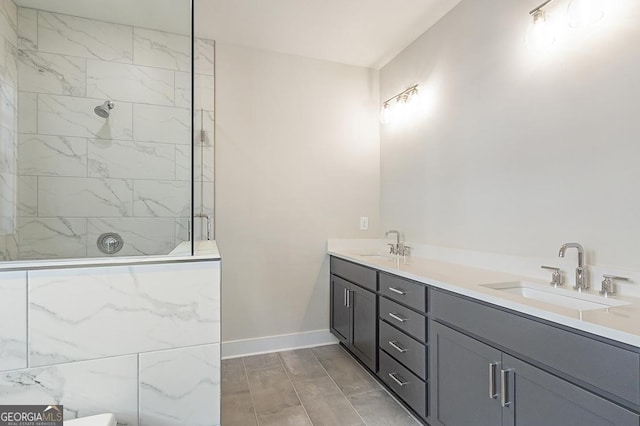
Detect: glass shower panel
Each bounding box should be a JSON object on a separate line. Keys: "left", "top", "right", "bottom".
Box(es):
{"left": 0, "top": 0, "right": 203, "bottom": 261}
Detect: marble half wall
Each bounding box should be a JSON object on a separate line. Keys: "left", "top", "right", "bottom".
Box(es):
{"left": 0, "top": 258, "right": 221, "bottom": 426}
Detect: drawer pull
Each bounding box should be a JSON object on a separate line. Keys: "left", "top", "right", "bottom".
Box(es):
{"left": 388, "top": 341, "right": 408, "bottom": 353}
{"left": 388, "top": 372, "right": 409, "bottom": 387}
{"left": 388, "top": 313, "right": 407, "bottom": 323}
{"left": 388, "top": 287, "right": 407, "bottom": 295}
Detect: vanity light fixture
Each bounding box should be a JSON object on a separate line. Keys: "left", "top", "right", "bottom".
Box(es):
{"left": 380, "top": 84, "right": 419, "bottom": 124}
{"left": 567, "top": 0, "right": 604, "bottom": 28}
{"left": 526, "top": 0, "right": 556, "bottom": 51}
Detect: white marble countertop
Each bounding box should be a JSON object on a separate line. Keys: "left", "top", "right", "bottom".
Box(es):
{"left": 329, "top": 245, "right": 640, "bottom": 349}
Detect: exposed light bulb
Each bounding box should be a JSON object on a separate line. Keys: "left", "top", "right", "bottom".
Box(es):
{"left": 567, "top": 0, "right": 604, "bottom": 28}
{"left": 526, "top": 9, "right": 556, "bottom": 51}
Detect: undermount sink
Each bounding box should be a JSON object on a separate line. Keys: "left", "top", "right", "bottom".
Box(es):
{"left": 354, "top": 253, "right": 397, "bottom": 261}
{"left": 480, "top": 281, "right": 631, "bottom": 311}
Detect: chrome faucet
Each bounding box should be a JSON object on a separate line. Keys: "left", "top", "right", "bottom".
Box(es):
{"left": 558, "top": 243, "right": 588, "bottom": 291}
{"left": 386, "top": 230, "right": 403, "bottom": 255}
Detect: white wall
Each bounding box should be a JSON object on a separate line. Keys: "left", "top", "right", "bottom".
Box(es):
{"left": 380, "top": 0, "right": 640, "bottom": 270}
{"left": 216, "top": 43, "right": 380, "bottom": 342}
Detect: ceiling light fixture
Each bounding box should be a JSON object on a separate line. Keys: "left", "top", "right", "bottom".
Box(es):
{"left": 380, "top": 84, "right": 419, "bottom": 124}
{"left": 526, "top": 0, "right": 556, "bottom": 51}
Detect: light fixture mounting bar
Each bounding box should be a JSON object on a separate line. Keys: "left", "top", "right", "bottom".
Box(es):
{"left": 530, "top": 0, "right": 554, "bottom": 16}
{"left": 383, "top": 84, "right": 419, "bottom": 106}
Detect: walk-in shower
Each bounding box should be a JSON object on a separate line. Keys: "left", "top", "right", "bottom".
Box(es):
{"left": 0, "top": 0, "right": 215, "bottom": 261}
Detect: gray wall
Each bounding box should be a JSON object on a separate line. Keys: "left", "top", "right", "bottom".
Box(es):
{"left": 380, "top": 0, "right": 640, "bottom": 269}
{"left": 216, "top": 43, "right": 381, "bottom": 342}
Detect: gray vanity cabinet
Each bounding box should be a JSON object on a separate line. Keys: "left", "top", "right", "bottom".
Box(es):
{"left": 430, "top": 322, "right": 502, "bottom": 426}
{"left": 330, "top": 257, "right": 378, "bottom": 371}
{"left": 330, "top": 275, "right": 351, "bottom": 345}
{"left": 502, "top": 355, "right": 640, "bottom": 426}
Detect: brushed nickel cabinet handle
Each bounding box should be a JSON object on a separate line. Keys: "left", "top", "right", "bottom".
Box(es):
{"left": 388, "top": 341, "right": 408, "bottom": 353}
{"left": 388, "top": 287, "right": 407, "bottom": 295}
{"left": 388, "top": 372, "right": 409, "bottom": 387}
{"left": 489, "top": 362, "right": 498, "bottom": 399}
{"left": 388, "top": 313, "right": 407, "bottom": 323}
{"left": 501, "top": 369, "right": 513, "bottom": 407}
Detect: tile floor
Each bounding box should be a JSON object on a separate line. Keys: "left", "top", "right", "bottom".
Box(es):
{"left": 222, "top": 344, "right": 420, "bottom": 426}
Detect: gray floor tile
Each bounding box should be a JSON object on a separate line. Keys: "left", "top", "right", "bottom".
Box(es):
{"left": 247, "top": 364, "right": 302, "bottom": 414}
{"left": 221, "top": 390, "right": 258, "bottom": 426}
{"left": 244, "top": 352, "right": 283, "bottom": 372}
{"left": 319, "top": 354, "right": 381, "bottom": 397}
{"left": 294, "top": 376, "right": 364, "bottom": 426}
{"left": 222, "top": 358, "right": 249, "bottom": 394}
{"left": 257, "top": 405, "right": 312, "bottom": 426}
{"left": 348, "top": 389, "right": 419, "bottom": 426}
{"left": 312, "top": 344, "right": 348, "bottom": 361}
{"left": 280, "top": 349, "right": 328, "bottom": 382}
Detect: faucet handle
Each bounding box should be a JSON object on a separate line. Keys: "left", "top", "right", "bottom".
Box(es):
{"left": 541, "top": 266, "right": 563, "bottom": 287}
{"left": 600, "top": 275, "right": 629, "bottom": 297}
{"left": 388, "top": 243, "right": 396, "bottom": 255}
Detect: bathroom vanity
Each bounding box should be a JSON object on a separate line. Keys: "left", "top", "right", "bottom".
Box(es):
{"left": 329, "top": 248, "right": 640, "bottom": 426}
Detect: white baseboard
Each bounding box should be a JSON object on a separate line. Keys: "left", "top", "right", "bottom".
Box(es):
{"left": 222, "top": 329, "right": 338, "bottom": 359}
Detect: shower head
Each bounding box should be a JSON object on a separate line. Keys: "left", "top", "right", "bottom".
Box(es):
{"left": 94, "top": 101, "right": 115, "bottom": 118}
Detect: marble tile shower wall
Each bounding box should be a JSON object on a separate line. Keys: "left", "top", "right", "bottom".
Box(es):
{"left": 0, "top": 0, "right": 18, "bottom": 260}
{"left": 13, "top": 7, "right": 215, "bottom": 260}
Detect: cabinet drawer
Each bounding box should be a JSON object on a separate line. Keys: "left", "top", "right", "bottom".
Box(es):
{"left": 379, "top": 320, "right": 427, "bottom": 380}
{"left": 379, "top": 349, "right": 427, "bottom": 419}
{"left": 330, "top": 257, "right": 377, "bottom": 292}
{"left": 380, "top": 297, "right": 426, "bottom": 342}
{"left": 380, "top": 273, "right": 426, "bottom": 312}
{"left": 431, "top": 290, "right": 640, "bottom": 407}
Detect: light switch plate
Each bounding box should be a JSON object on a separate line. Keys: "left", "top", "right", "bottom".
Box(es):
{"left": 359, "top": 217, "right": 369, "bottom": 230}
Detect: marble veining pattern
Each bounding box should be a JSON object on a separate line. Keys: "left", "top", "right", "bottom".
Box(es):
{"left": 17, "top": 217, "right": 87, "bottom": 259}
{"left": 0, "top": 0, "right": 17, "bottom": 46}
{"left": 133, "top": 28, "right": 190, "bottom": 72}
{"left": 139, "top": 344, "right": 220, "bottom": 426}
{"left": 17, "top": 175, "right": 37, "bottom": 217}
{"left": 4, "top": 39, "right": 17, "bottom": 89}
{"left": 18, "top": 50, "right": 86, "bottom": 96}
{"left": 38, "top": 176, "right": 134, "bottom": 217}
{"left": 17, "top": 7, "right": 37, "bottom": 51}
{"left": 17, "top": 91, "right": 36, "bottom": 134}
{"left": 0, "top": 271, "right": 27, "bottom": 371}
{"left": 86, "top": 217, "right": 176, "bottom": 257}
{"left": 173, "top": 71, "right": 190, "bottom": 109}
{"left": 0, "top": 355, "right": 138, "bottom": 425}
{"left": 18, "top": 134, "right": 88, "bottom": 177}
{"left": 0, "top": 79, "right": 16, "bottom": 130}
{"left": 195, "top": 38, "right": 214, "bottom": 76}
{"left": 38, "top": 11, "right": 133, "bottom": 63}
{"left": 0, "top": 128, "right": 16, "bottom": 173}
{"left": 133, "top": 180, "right": 190, "bottom": 217}
{"left": 38, "top": 94, "right": 133, "bottom": 140}
{"left": 87, "top": 60, "right": 174, "bottom": 106}
{"left": 87, "top": 139, "right": 175, "bottom": 180}
{"left": 28, "top": 262, "right": 221, "bottom": 366}
{"left": 133, "top": 103, "right": 191, "bottom": 144}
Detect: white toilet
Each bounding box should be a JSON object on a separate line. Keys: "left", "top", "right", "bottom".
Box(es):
{"left": 64, "top": 414, "right": 117, "bottom": 426}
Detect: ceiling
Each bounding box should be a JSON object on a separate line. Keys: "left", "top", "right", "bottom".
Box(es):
{"left": 14, "top": 0, "right": 462, "bottom": 69}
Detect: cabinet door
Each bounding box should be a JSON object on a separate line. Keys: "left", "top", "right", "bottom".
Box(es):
{"left": 430, "top": 322, "right": 502, "bottom": 426}
{"left": 350, "top": 284, "right": 377, "bottom": 371}
{"left": 330, "top": 275, "right": 350, "bottom": 345}
{"left": 502, "top": 355, "right": 640, "bottom": 426}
